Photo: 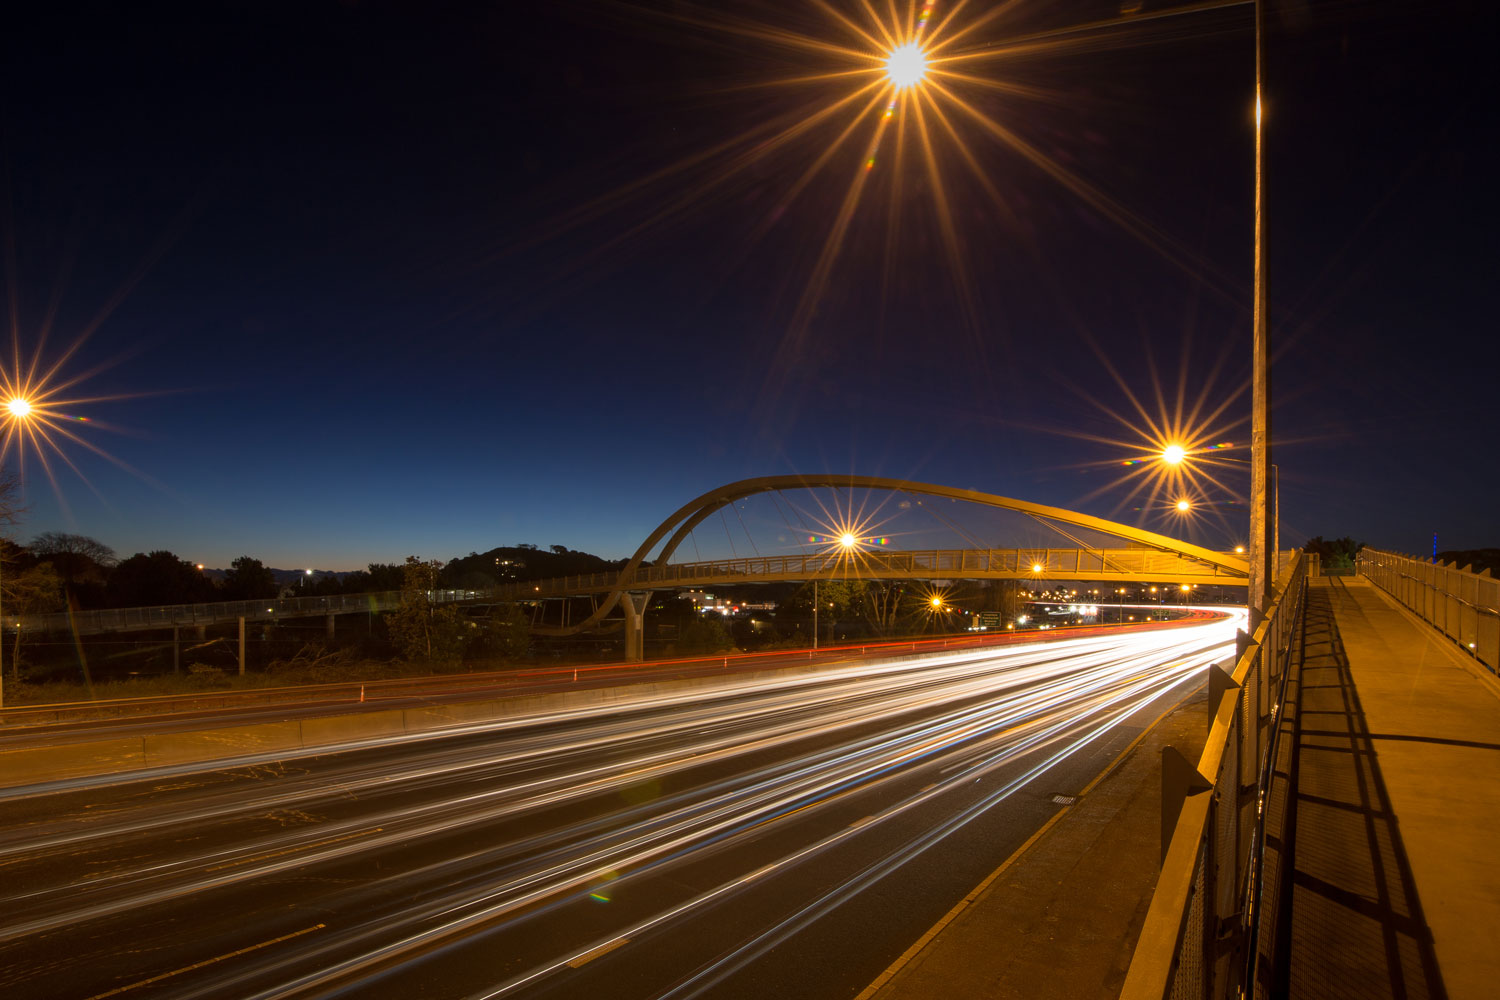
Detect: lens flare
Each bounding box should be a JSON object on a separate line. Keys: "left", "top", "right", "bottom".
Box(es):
{"left": 885, "top": 43, "right": 928, "bottom": 89}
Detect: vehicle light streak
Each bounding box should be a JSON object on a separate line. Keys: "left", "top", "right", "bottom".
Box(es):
{"left": 0, "top": 614, "right": 1240, "bottom": 998}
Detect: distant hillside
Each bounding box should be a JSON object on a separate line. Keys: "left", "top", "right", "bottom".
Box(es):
{"left": 1436, "top": 549, "right": 1500, "bottom": 576}
{"left": 441, "top": 545, "right": 627, "bottom": 588}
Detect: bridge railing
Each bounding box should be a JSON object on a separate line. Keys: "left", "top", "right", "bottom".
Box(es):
{"left": 497, "top": 547, "right": 1247, "bottom": 600}
{"left": 1121, "top": 550, "right": 1309, "bottom": 1000}
{"left": 1357, "top": 548, "right": 1499, "bottom": 673}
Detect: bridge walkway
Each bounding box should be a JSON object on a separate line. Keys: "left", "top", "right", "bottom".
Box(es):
{"left": 860, "top": 577, "right": 1500, "bottom": 1000}
{"left": 1266, "top": 577, "right": 1500, "bottom": 999}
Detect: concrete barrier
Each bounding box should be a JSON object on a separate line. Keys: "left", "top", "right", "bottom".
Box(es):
{"left": 0, "top": 736, "right": 147, "bottom": 787}
{"left": 145, "top": 721, "right": 305, "bottom": 768}
{"left": 300, "top": 708, "right": 407, "bottom": 748}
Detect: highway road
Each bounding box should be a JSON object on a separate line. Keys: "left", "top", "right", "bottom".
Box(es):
{"left": 0, "top": 613, "right": 1240, "bottom": 999}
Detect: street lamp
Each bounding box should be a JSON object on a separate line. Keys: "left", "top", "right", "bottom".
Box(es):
{"left": 885, "top": 42, "right": 928, "bottom": 89}
{"left": 0, "top": 396, "right": 35, "bottom": 707}
{"left": 1161, "top": 444, "right": 1278, "bottom": 580}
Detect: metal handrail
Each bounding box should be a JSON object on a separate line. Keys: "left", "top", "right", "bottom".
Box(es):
{"left": 1121, "top": 551, "right": 1309, "bottom": 1000}
{"left": 1357, "top": 548, "right": 1499, "bottom": 671}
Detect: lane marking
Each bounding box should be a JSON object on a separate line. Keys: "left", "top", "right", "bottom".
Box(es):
{"left": 205, "top": 827, "right": 383, "bottom": 871}
{"left": 848, "top": 814, "right": 876, "bottom": 829}
{"left": 852, "top": 694, "right": 1187, "bottom": 1000}
{"left": 82, "top": 923, "right": 326, "bottom": 999}
{"left": 566, "top": 936, "right": 630, "bottom": 968}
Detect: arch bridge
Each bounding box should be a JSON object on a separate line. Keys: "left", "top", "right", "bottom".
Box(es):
{"left": 493, "top": 475, "right": 1249, "bottom": 660}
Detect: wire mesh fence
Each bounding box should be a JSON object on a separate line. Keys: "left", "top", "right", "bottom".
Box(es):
{"left": 1358, "top": 548, "right": 1499, "bottom": 672}
{"left": 1122, "top": 551, "right": 1309, "bottom": 1000}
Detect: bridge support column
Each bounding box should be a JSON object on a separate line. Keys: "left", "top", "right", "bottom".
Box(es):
{"left": 238, "top": 616, "right": 246, "bottom": 676}
{"left": 326, "top": 614, "right": 336, "bottom": 639}
{"left": 621, "top": 592, "right": 649, "bottom": 664}
{"left": 172, "top": 626, "right": 180, "bottom": 675}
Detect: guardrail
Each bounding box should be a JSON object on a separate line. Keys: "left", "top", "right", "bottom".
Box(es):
{"left": 1357, "top": 548, "right": 1499, "bottom": 673}
{"left": 1121, "top": 550, "right": 1309, "bottom": 1000}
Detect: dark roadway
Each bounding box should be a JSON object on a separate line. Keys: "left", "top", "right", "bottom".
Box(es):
{"left": 0, "top": 619, "right": 1238, "bottom": 999}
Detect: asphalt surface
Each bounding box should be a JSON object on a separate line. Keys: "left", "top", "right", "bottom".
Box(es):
{"left": 0, "top": 617, "right": 1240, "bottom": 1000}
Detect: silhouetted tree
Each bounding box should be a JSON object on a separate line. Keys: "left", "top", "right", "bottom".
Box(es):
{"left": 6, "top": 564, "right": 63, "bottom": 680}
{"left": 1303, "top": 536, "right": 1364, "bottom": 570}
{"left": 385, "top": 557, "right": 465, "bottom": 664}
{"left": 223, "top": 556, "right": 278, "bottom": 600}
{"left": 364, "top": 563, "right": 405, "bottom": 592}
{"left": 29, "top": 533, "right": 116, "bottom": 606}
{"left": 106, "top": 551, "right": 217, "bottom": 607}
{"left": 676, "top": 614, "right": 734, "bottom": 654}
{"left": 471, "top": 603, "right": 529, "bottom": 661}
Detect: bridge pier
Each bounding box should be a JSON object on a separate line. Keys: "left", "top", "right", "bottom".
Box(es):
{"left": 326, "top": 613, "right": 335, "bottom": 639}
{"left": 620, "top": 592, "right": 649, "bottom": 663}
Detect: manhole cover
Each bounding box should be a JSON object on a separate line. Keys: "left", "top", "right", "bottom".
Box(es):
{"left": 1051, "top": 794, "right": 1077, "bottom": 805}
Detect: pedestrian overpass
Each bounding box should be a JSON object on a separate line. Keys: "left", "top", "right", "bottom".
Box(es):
{"left": 14, "top": 476, "right": 1251, "bottom": 664}
{"left": 491, "top": 475, "right": 1250, "bottom": 660}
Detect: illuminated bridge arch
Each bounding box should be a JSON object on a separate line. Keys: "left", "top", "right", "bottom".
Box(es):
{"left": 512, "top": 475, "right": 1248, "bottom": 640}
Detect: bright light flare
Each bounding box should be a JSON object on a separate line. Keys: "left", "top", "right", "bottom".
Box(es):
{"left": 839, "top": 532, "right": 858, "bottom": 549}
{"left": 885, "top": 42, "right": 928, "bottom": 89}
{"left": 1174, "top": 498, "right": 1192, "bottom": 513}
{"left": 1161, "top": 443, "right": 1186, "bottom": 465}
{"left": 0, "top": 333, "right": 155, "bottom": 514}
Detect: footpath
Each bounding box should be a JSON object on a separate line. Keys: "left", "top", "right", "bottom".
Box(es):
{"left": 860, "top": 577, "right": 1500, "bottom": 1000}
{"left": 1271, "top": 578, "right": 1500, "bottom": 999}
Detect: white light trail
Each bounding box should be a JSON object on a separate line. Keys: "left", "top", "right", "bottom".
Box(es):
{"left": 0, "top": 614, "right": 1240, "bottom": 998}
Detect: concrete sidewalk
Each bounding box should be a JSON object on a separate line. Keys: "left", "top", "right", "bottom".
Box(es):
{"left": 1274, "top": 578, "right": 1500, "bottom": 999}
{"left": 858, "top": 690, "right": 1210, "bottom": 1000}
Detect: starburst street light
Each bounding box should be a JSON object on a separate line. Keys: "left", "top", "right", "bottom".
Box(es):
{"left": 885, "top": 42, "right": 928, "bottom": 89}
{"left": 0, "top": 397, "right": 32, "bottom": 707}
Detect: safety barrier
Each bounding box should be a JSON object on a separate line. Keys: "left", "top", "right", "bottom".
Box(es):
{"left": 1121, "top": 550, "right": 1308, "bottom": 1000}
{"left": 1357, "top": 548, "right": 1499, "bottom": 673}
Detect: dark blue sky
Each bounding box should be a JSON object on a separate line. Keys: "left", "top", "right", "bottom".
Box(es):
{"left": 2, "top": 0, "right": 1491, "bottom": 569}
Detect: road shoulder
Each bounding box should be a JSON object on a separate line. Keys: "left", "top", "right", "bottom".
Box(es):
{"left": 859, "top": 687, "right": 1209, "bottom": 1000}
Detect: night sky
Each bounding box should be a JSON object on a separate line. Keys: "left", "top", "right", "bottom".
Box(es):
{"left": 2, "top": 0, "right": 1491, "bottom": 570}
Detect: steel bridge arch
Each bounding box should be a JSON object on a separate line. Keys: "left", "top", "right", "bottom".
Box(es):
{"left": 532, "top": 475, "right": 1246, "bottom": 637}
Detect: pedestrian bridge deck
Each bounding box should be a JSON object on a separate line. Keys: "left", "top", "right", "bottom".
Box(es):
{"left": 16, "top": 546, "right": 1252, "bottom": 636}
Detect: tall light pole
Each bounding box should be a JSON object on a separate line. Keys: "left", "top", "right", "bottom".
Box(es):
{"left": 0, "top": 396, "right": 35, "bottom": 708}
{"left": 1249, "top": 0, "right": 1273, "bottom": 615}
